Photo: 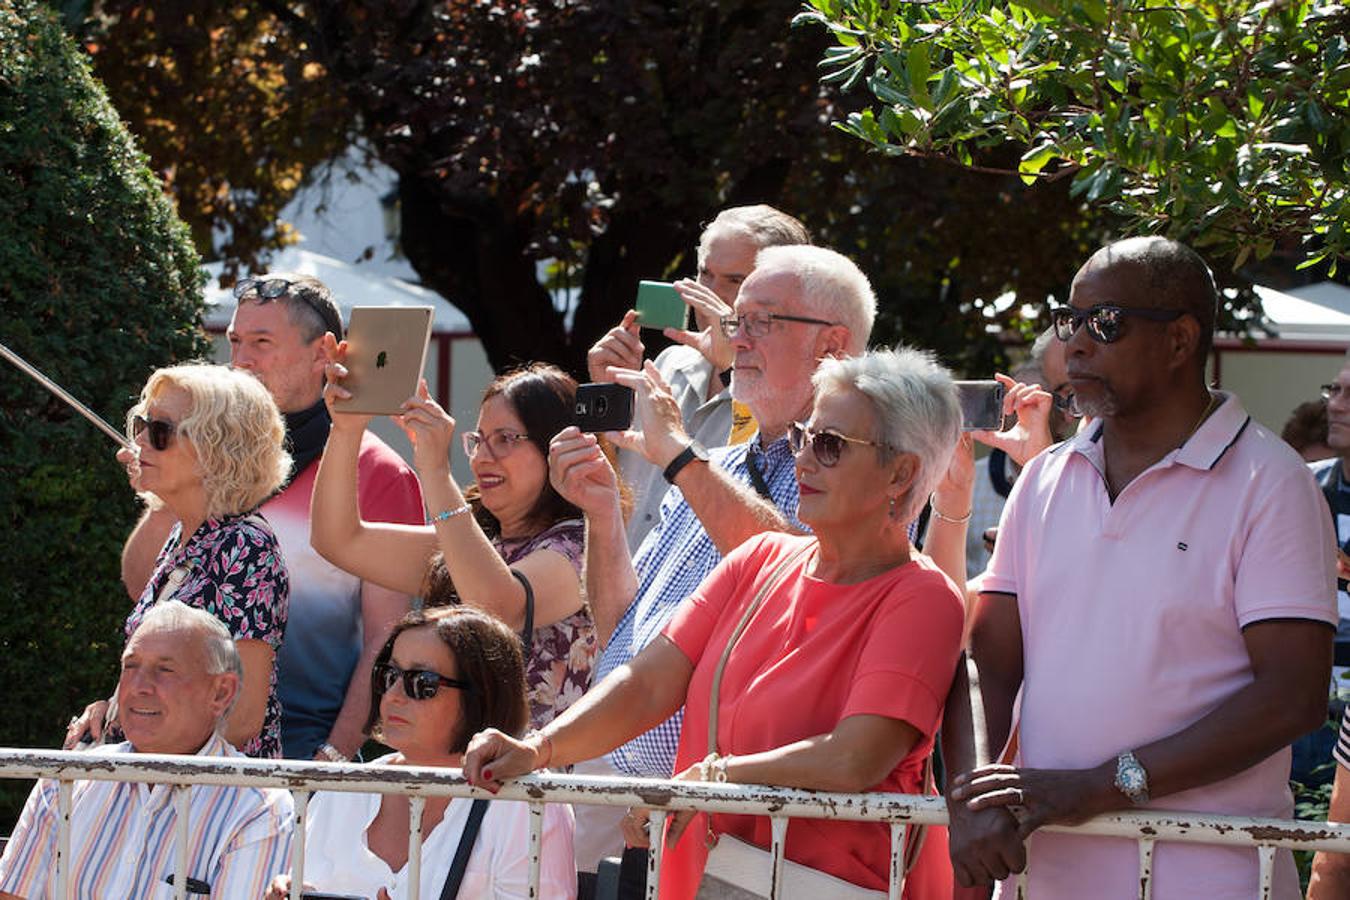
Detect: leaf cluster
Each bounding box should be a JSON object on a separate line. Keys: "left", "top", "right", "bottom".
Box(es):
{"left": 805, "top": 0, "right": 1350, "bottom": 273}
{"left": 71, "top": 0, "right": 356, "bottom": 274}
{"left": 0, "top": 0, "right": 207, "bottom": 825}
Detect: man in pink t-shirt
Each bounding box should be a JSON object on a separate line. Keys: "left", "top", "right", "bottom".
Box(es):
{"left": 943, "top": 237, "right": 1337, "bottom": 900}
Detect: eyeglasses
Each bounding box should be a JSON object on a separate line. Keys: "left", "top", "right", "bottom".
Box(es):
{"left": 373, "top": 662, "right": 472, "bottom": 700}
{"left": 131, "top": 414, "right": 177, "bottom": 451}
{"left": 462, "top": 429, "right": 532, "bottom": 460}
{"left": 720, "top": 311, "right": 838, "bottom": 340}
{"left": 1051, "top": 304, "right": 1185, "bottom": 344}
{"left": 1322, "top": 384, "right": 1349, "bottom": 403}
{"left": 233, "top": 277, "right": 344, "bottom": 340}
{"left": 788, "top": 420, "right": 889, "bottom": 467}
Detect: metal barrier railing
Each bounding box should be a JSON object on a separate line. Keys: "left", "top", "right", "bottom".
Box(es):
{"left": 2, "top": 748, "right": 1349, "bottom": 900}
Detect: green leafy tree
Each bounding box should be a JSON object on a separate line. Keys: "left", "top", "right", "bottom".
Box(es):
{"left": 0, "top": 0, "right": 206, "bottom": 820}
{"left": 804, "top": 0, "right": 1349, "bottom": 274}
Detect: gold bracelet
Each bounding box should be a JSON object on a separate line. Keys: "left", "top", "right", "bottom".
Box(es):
{"left": 929, "top": 493, "right": 972, "bottom": 524}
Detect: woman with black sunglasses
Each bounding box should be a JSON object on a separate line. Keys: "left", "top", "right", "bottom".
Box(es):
{"left": 465, "top": 347, "right": 968, "bottom": 899}
{"left": 64, "top": 364, "right": 292, "bottom": 758}
{"left": 265, "top": 606, "right": 576, "bottom": 899}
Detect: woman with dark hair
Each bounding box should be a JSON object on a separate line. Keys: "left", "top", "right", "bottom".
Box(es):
{"left": 312, "top": 350, "right": 596, "bottom": 728}
{"left": 265, "top": 606, "right": 575, "bottom": 898}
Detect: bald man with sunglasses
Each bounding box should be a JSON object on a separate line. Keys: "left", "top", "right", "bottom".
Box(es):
{"left": 942, "top": 237, "right": 1336, "bottom": 900}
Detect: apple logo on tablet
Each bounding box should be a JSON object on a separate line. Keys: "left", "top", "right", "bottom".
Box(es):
{"left": 376, "top": 350, "right": 388, "bottom": 369}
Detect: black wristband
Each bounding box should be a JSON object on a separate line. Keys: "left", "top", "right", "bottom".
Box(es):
{"left": 663, "top": 440, "right": 709, "bottom": 485}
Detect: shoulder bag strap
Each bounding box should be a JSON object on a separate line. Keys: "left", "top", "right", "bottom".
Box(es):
{"left": 509, "top": 568, "right": 535, "bottom": 663}
{"left": 438, "top": 798, "right": 491, "bottom": 900}
{"left": 706, "top": 542, "right": 813, "bottom": 759}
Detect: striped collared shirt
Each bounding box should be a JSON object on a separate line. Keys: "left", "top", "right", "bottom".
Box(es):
{"left": 597, "top": 434, "right": 806, "bottom": 777}
{"left": 0, "top": 734, "right": 293, "bottom": 899}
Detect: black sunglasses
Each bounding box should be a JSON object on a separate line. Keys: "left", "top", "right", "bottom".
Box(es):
{"left": 373, "top": 661, "right": 472, "bottom": 701}
{"left": 233, "top": 277, "right": 344, "bottom": 340}
{"left": 1051, "top": 304, "right": 1184, "bottom": 344}
{"left": 787, "top": 420, "right": 889, "bottom": 467}
{"left": 131, "top": 414, "right": 177, "bottom": 451}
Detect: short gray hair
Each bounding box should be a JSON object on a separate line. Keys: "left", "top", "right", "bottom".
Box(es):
{"left": 133, "top": 601, "right": 242, "bottom": 717}
{"left": 754, "top": 245, "right": 876, "bottom": 354}
{"left": 812, "top": 347, "right": 961, "bottom": 523}
{"left": 697, "top": 205, "right": 811, "bottom": 264}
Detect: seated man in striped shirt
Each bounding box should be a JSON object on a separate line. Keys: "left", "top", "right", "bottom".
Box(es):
{"left": 0, "top": 601, "right": 294, "bottom": 899}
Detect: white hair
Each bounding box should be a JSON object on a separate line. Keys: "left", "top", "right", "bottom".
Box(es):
{"left": 132, "top": 601, "right": 242, "bottom": 719}
{"left": 812, "top": 347, "right": 961, "bottom": 523}
{"left": 753, "top": 245, "right": 875, "bottom": 353}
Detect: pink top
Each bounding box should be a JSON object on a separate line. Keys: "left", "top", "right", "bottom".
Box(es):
{"left": 984, "top": 392, "right": 1337, "bottom": 900}
{"left": 661, "top": 532, "right": 964, "bottom": 900}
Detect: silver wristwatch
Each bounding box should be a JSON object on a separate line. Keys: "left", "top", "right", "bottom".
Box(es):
{"left": 1114, "top": 750, "right": 1150, "bottom": 805}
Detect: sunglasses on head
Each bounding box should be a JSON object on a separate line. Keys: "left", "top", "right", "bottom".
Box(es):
{"left": 131, "top": 414, "right": 177, "bottom": 451}
{"left": 373, "top": 661, "right": 472, "bottom": 701}
{"left": 787, "top": 420, "right": 889, "bottom": 468}
{"left": 233, "top": 277, "right": 344, "bottom": 340}
{"left": 1051, "top": 304, "right": 1185, "bottom": 344}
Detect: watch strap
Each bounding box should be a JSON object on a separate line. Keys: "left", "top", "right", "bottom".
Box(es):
{"left": 663, "top": 440, "right": 708, "bottom": 485}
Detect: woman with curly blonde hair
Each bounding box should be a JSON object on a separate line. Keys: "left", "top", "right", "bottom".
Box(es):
{"left": 65, "top": 363, "right": 293, "bottom": 758}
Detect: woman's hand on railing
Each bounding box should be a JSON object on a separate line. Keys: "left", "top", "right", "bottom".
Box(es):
{"left": 62, "top": 699, "right": 110, "bottom": 750}
{"left": 463, "top": 728, "right": 548, "bottom": 794}
{"left": 620, "top": 806, "right": 652, "bottom": 849}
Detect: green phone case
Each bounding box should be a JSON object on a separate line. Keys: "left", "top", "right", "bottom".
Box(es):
{"left": 635, "top": 281, "right": 687, "bottom": 331}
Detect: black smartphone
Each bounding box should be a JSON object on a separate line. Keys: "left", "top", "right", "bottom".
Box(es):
{"left": 573, "top": 383, "right": 635, "bottom": 432}
{"left": 955, "top": 380, "right": 1006, "bottom": 431}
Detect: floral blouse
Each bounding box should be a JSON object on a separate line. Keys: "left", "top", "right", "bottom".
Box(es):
{"left": 496, "top": 518, "right": 596, "bottom": 728}
{"left": 125, "top": 513, "right": 289, "bottom": 758}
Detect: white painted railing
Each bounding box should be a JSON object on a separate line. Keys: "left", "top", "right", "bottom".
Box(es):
{"left": 2, "top": 749, "right": 1349, "bottom": 899}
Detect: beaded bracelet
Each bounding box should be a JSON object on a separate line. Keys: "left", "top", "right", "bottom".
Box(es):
{"left": 429, "top": 504, "right": 471, "bottom": 524}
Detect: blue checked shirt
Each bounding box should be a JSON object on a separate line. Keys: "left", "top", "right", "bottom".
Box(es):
{"left": 597, "top": 434, "right": 807, "bottom": 777}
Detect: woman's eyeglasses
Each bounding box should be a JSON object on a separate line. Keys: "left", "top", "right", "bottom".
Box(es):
{"left": 373, "top": 662, "right": 472, "bottom": 701}
{"left": 131, "top": 414, "right": 177, "bottom": 451}
{"left": 788, "top": 421, "right": 889, "bottom": 467}
{"left": 462, "top": 429, "right": 531, "bottom": 460}
{"left": 1051, "top": 304, "right": 1184, "bottom": 344}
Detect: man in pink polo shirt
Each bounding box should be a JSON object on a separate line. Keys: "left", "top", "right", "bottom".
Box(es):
{"left": 941, "top": 236, "right": 1337, "bottom": 900}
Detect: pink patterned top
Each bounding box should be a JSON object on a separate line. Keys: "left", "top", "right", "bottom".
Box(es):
{"left": 496, "top": 518, "right": 596, "bottom": 727}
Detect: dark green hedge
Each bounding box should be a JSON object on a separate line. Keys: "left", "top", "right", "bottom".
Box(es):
{"left": 0, "top": 0, "right": 207, "bottom": 826}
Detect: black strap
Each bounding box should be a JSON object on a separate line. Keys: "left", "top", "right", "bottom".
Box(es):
{"left": 745, "top": 444, "right": 772, "bottom": 500}
{"left": 438, "top": 798, "right": 491, "bottom": 900}
{"left": 510, "top": 568, "right": 535, "bottom": 662}
{"left": 988, "top": 448, "right": 1013, "bottom": 498}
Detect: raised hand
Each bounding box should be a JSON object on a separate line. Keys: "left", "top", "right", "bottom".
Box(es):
{"left": 319, "top": 332, "right": 373, "bottom": 433}
{"left": 664, "top": 279, "right": 734, "bottom": 373}
{"left": 549, "top": 427, "right": 621, "bottom": 516}
{"left": 971, "top": 373, "right": 1055, "bottom": 468}
{"left": 398, "top": 379, "right": 456, "bottom": 476}
{"left": 606, "top": 361, "right": 689, "bottom": 468}
{"left": 587, "top": 310, "right": 645, "bottom": 383}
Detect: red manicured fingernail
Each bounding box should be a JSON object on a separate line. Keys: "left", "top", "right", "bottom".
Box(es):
{"left": 482, "top": 769, "right": 493, "bottom": 781}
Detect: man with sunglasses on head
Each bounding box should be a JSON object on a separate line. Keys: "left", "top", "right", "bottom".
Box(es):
{"left": 943, "top": 236, "right": 1336, "bottom": 900}
{"left": 119, "top": 273, "right": 425, "bottom": 765}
